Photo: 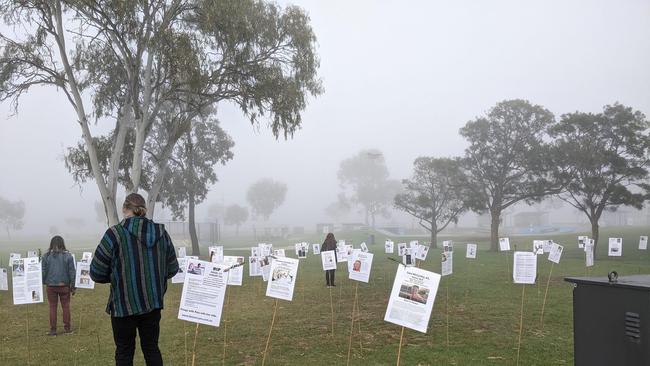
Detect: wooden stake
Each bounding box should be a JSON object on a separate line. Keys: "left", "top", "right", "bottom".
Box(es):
{"left": 516, "top": 285, "right": 526, "bottom": 366}
{"left": 356, "top": 296, "right": 363, "bottom": 352}
{"left": 184, "top": 321, "right": 188, "bottom": 366}
{"left": 347, "top": 283, "right": 359, "bottom": 366}
{"left": 26, "top": 304, "right": 31, "bottom": 366}
{"left": 539, "top": 262, "right": 554, "bottom": 329}
{"left": 262, "top": 299, "right": 279, "bottom": 366}
{"left": 190, "top": 323, "right": 200, "bottom": 366}
{"left": 396, "top": 326, "right": 405, "bottom": 366}
{"left": 223, "top": 290, "right": 230, "bottom": 366}
{"left": 329, "top": 287, "right": 335, "bottom": 337}
{"left": 445, "top": 282, "right": 450, "bottom": 348}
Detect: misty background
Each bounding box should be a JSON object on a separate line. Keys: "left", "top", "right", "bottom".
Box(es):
{"left": 1, "top": 0, "right": 649, "bottom": 238}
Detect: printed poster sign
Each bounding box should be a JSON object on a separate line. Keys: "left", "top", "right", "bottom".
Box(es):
{"left": 384, "top": 265, "right": 441, "bottom": 333}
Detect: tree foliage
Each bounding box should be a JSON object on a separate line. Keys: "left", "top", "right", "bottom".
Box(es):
{"left": 394, "top": 157, "right": 467, "bottom": 248}
{"left": 549, "top": 103, "right": 650, "bottom": 253}
{"left": 246, "top": 179, "right": 287, "bottom": 220}
{"left": 224, "top": 204, "right": 249, "bottom": 235}
{"left": 0, "top": 196, "right": 25, "bottom": 239}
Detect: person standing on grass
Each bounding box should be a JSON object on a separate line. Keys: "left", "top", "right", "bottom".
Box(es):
{"left": 42, "top": 235, "right": 76, "bottom": 336}
{"left": 90, "top": 193, "right": 179, "bottom": 366}
{"left": 321, "top": 232, "right": 338, "bottom": 287}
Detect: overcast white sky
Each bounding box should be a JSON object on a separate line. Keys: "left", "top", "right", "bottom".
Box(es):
{"left": 1, "top": 0, "right": 649, "bottom": 237}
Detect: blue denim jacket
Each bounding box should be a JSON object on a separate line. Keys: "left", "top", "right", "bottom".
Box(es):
{"left": 42, "top": 251, "right": 76, "bottom": 286}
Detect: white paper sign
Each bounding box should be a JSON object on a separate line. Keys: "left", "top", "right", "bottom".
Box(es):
{"left": 349, "top": 251, "right": 373, "bottom": 283}
{"left": 266, "top": 256, "right": 299, "bottom": 301}
{"left": 585, "top": 240, "right": 595, "bottom": 267}
{"left": 441, "top": 252, "right": 453, "bottom": 276}
{"left": 543, "top": 240, "right": 553, "bottom": 253}
{"left": 499, "top": 238, "right": 510, "bottom": 252}
{"left": 336, "top": 246, "right": 348, "bottom": 263}
{"left": 297, "top": 243, "right": 308, "bottom": 258}
{"left": 321, "top": 250, "right": 337, "bottom": 271}
{"left": 639, "top": 236, "right": 648, "bottom": 250}
{"left": 75, "top": 262, "right": 95, "bottom": 289}
{"left": 533, "top": 240, "right": 544, "bottom": 255}
{"left": 385, "top": 240, "right": 394, "bottom": 254}
{"left": 312, "top": 243, "right": 321, "bottom": 255}
{"left": 397, "top": 243, "right": 407, "bottom": 257}
{"left": 178, "top": 260, "right": 228, "bottom": 327}
{"left": 415, "top": 245, "right": 429, "bottom": 261}
{"left": 259, "top": 243, "right": 272, "bottom": 257}
{"left": 578, "top": 236, "right": 588, "bottom": 249}
{"left": 384, "top": 265, "right": 441, "bottom": 333}
{"left": 466, "top": 244, "right": 477, "bottom": 259}
{"left": 172, "top": 258, "right": 188, "bottom": 284}
{"left": 9, "top": 253, "right": 21, "bottom": 266}
{"left": 177, "top": 247, "right": 187, "bottom": 258}
{"left": 347, "top": 249, "right": 362, "bottom": 272}
{"left": 548, "top": 243, "right": 564, "bottom": 264}
{"left": 223, "top": 256, "right": 244, "bottom": 286}
{"left": 249, "top": 256, "right": 261, "bottom": 277}
{"left": 209, "top": 246, "right": 224, "bottom": 263}
{"left": 251, "top": 247, "right": 260, "bottom": 258}
{"left": 402, "top": 248, "right": 415, "bottom": 267}
{"left": 260, "top": 256, "right": 272, "bottom": 282}
{"left": 0, "top": 268, "right": 8, "bottom": 291}
{"left": 27, "top": 250, "right": 38, "bottom": 258}
{"left": 273, "top": 249, "right": 286, "bottom": 258}
{"left": 81, "top": 252, "right": 93, "bottom": 263}
{"left": 360, "top": 242, "right": 368, "bottom": 253}
{"left": 12, "top": 257, "right": 44, "bottom": 305}
{"left": 608, "top": 238, "right": 622, "bottom": 257}
{"left": 513, "top": 252, "right": 537, "bottom": 284}
{"left": 443, "top": 241, "right": 453, "bottom": 253}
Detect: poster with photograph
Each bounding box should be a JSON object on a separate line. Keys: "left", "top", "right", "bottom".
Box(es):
{"left": 260, "top": 256, "right": 272, "bottom": 282}
{"left": 608, "top": 238, "right": 623, "bottom": 257}
{"left": 178, "top": 260, "right": 228, "bottom": 327}
{"left": 9, "top": 253, "right": 21, "bottom": 266}
{"left": 578, "top": 236, "right": 588, "bottom": 249}
{"left": 81, "top": 251, "right": 93, "bottom": 263}
{"left": 384, "top": 265, "right": 441, "bottom": 333}
{"left": 513, "top": 252, "right": 537, "bottom": 284}
{"left": 12, "top": 257, "right": 44, "bottom": 305}
{"left": 442, "top": 241, "right": 453, "bottom": 253}
{"left": 466, "top": 244, "right": 477, "bottom": 259}
{"left": 209, "top": 246, "right": 224, "bottom": 263}
{"left": 27, "top": 250, "right": 37, "bottom": 258}
{"left": 172, "top": 257, "right": 189, "bottom": 284}
{"left": 222, "top": 256, "right": 244, "bottom": 286}
{"left": 321, "top": 250, "right": 337, "bottom": 271}
{"left": 585, "top": 240, "right": 595, "bottom": 267}
{"left": 266, "top": 256, "right": 299, "bottom": 301}
{"left": 548, "top": 243, "right": 564, "bottom": 264}
{"left": 0, "top": 268, "right": 7, "bottom": 291}
{"left": 313, "top": 243, "right": 321, "bottom": 255}
{"left": 273, "top": 249, "right": 286, "bottom": 258}
{"left": 639, "top": 236, "right": 648, "bottom": 250}
{"left": 251, "top": 246, "right": 260, "bottom": 259}
{"left": 543, "top": 240, "right": 553, "bottom": 253}
{"left": 402, "top": 248, "right": 415, "bottom": 267}
{"left": 499, "top": 238, "right": 510, "bottom": 252}
{"left": 415, "top": 244, "right": 429, "bottom": 261}
{"left": 397, "top": 243, "right": 407, "bottom": 257}
{"left": 385, "top": 240, "right": 394, "bottom": 254}
{"left": 75, "top": 262, "right": 95, "bottom": 289}
{"left": 249, "top": 256, "right": 261, "bottom": 277}
{"left": 178, "top": 247, "right": 187, "bottom": 258}
{"left": 336, "top": 245, "right": 348, "bottom": 263}
{"left": 259, "top": 243, "right": 273, "bottom": 257}
{"left": 360, "top": 242, "right": 369, "bottom": 253}
{"left": 441, "top": 252, "right": 453, "bottom": 276}
{"left": 533, "top": 240, "right": 544, "bottom": 255}
{"left": 348, "top": 251, "right": 373, "bottom": 283}
{"left": 296, "top": 243, "right": 308, "bottom": 258}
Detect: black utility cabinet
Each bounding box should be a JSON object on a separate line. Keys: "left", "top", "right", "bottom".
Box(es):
{"left": 565, "top": 275, "right": 650, "bottom": 366}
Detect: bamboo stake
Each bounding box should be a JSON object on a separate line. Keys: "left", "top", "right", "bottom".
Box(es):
{"left": 516, "top": 285, "right": 526, "bottom": 366}
{"left": 445, "top": 283, "right": 450, "bottom": 348}
{"left": 396, "top": 326, "right": 405, "bottom": 366}
{"left": 190, "top": 323, "right": 200, "bottom": 366}
{"left": 539, "top": 262, "right": 554, "bottom": 329}
{"left": 183, "top": 321, "right": 188, "bottom": 366}
{"left": 347, "top": 283, "right": 359, "bottom": 365}
{"left": 329, "top": 287, "right": 335, "bottom": 337}
{"left": 356, "top": 296, "right": 363, "bottom": 352}
{"left": 222, "top": 290, "right": 230, "bottom": 366}
{"left": 262, "top": 299, "right": 279, "bottom": 366}
{"left": 26, "top": 304, "right": 31, "bottom": 366}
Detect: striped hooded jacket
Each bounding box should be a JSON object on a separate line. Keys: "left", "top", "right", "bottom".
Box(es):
{"left": 90, "top": 216, "right": 179, "bottom": 317}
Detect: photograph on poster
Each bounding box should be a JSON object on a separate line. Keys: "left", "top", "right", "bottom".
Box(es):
{"left": 385, "top": 240, "right": 394, "bottom": 254}
{"left": 466, "top": 244, "right": 477, "bottom": 259}
{"left": 384, "top": 266, "right": 441, "bottom": 333}
{"left": 608, "top": 237, "right": 623, "bottom": 257}
{"left": 178, "top": 260, "right": 228, "bottom": 327}
{"left": 347, "top": 249, "right": 362, "bottom": 272}
{"left": 321, "top": 250, "right": 337, "bottom": 271}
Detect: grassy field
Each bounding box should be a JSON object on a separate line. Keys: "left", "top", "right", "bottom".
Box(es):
{"left": 1, "top": 226, "right": 649, "bottom": 365}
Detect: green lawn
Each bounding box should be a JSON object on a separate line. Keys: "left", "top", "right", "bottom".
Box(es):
{"left": 0, "top": 227, "right": 649, "bottom": 365}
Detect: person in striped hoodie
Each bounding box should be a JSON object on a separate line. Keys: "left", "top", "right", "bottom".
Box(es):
{"left": 90, "top": 193, "right": 179, "bottom": 366}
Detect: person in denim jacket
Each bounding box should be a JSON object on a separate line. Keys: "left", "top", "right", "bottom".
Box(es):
{"left": 41, "top": 236, "right": 76, "bottom": 336}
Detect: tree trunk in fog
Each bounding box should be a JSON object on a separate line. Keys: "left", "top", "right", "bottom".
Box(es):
{"left": 5, "top": 226, "right": 10, "bottom": 240}
{"left": 490, "top": 209, "right": 501, "bottom": 252}
{"left": 590, "top": 216, "right": 600, "bottom": 260}
{"left": 430, "top": 228, "right": 437, "bottom": 249}
{"left": 189, "top": 193, "right": 200, "bottom": 256}
{"left": 371, "top": 211, "right": 376, "bottom": 229}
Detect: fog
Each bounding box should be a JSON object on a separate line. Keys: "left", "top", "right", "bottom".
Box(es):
{"left": 1, "top": 0, "right": 649, "bottom": 238}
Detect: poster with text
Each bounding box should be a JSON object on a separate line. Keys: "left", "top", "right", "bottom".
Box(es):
{"left": 178, "top": 247, "right": 187, "bottom": 258}
{"left": 466, "top": 244, "right": 477, "bottom": 259}
{"left": 313, "top": 243, "right": 321, "bottom": 255}
{"left": 266, "top": 256, "right": 299, "bottom": 301}
{"left": 12, "top": 257, "right": 44, "bottom": 305}
{"left": 578, "top": 236, "right": 588, "bottom": 249}
{"left": 384, "top": 265, "right": 441, "bottom": 333}
{"left": 543, "top": 240, "right": 553, "bottom": 253}
{"left": 348, "top": 251, "right": 373, "bottom": 283}
{"left": 360, "top": 242, "right": 368, "bottom": 253}
{"left": 222, "top": 256, "right": 244, "bottom": 286}
{"left": 251, "top": 247, "right": 260, "bottom": 259}
{"left": 442, "top": 241, "right": 453, "bottom": 253}
{"left": 639, "top": 236, "right": 648, "bottom": 250}
{"left": 297, "top": 243, "right": 308, "bottom": 258}
{"left": 27, "top": 250, "right": 37, "bottom": 258}
{"left": 548, "top": 243, "right": 564, "bottom": 264}
{"left": 75, "top": 262, "right": 95, "bottom": 289}
{"left": 415, "top": 244, "right": 429, "bottom": 261}
{"left": 385, "top": 240, "right": 394, "bottom": 254}
{"left": 397, "top": 243, "right": 407, "bottom": 257}
{"left": 533, "top": 240, "right": 544, "bottom": 255}
{"left": 178, "top": 260, "right": 228, "bottom": 327}
{"left": 249, "top": 256, "right": 261, "bottom": 277}
{"left": 209, "top": 246, "right": 224, "bottom": 263}
{"left": 81, "top": 252, "right": 93, "bottom": 263}
{"left": 172, "top": 257, "right": 189, "bottom": 284}
{"left": 259, "top": 243, "right": 273, "bottom": 257}
{"left": 585, "top": 240, "right": 595, "bottom": 267}
{"left": 441, "top": 252, "right": 453, "bottom": 276}
{"left": 336, "top": 245, "right": 348, "bottom": 263}
{"left": 499, "top": 238, "right": 510, "bottom": 252}
{"left": 260, "top": 256, "right": 272, "bottom": 282}
{"left": 321, "top": 250, "right": 337, "bottom": 271}
{"left": 402, "top": 248, "right": 415, "bottom": 267}
{"left": 0, "top": 268, "right": 7, "bottom": 291}
{"left": 608, "top": 238, "right": 623, "bottom": 257}
{"left": 347, "top": 249, "right": 362, "bottom": 272}
{"left": 9, "top": 253, "right": 20, "bottom": 266}
{"left": 513, "top": 252, "right": 537, "bottom": 284}
{"left": 273, "top": 249, "right": 286, "bottom": 258}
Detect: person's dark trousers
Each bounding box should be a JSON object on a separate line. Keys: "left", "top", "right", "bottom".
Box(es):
{"left": 326, "top": 269, "right": 335, "bottom": 286}
{"left": 111, "top": 309, "right": 163, "bottom": 366}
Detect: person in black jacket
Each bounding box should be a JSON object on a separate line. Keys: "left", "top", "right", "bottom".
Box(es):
{"left": 321, "top": 233, "right": 338, "bottom": 287}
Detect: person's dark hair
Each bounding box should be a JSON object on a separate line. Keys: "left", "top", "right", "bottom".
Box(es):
{"left": 323, "top": 232, "right": 337, "bottom": 247}
{"left": 123, "top": 193, "right": 147, "bottom": 217}
{"left": 48, "top": 236, "right": 67, "bottom": 253}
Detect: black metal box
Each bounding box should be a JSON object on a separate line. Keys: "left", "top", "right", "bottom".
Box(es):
{"left": 565, "top": 275, "right": 650, "bottom": 366}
